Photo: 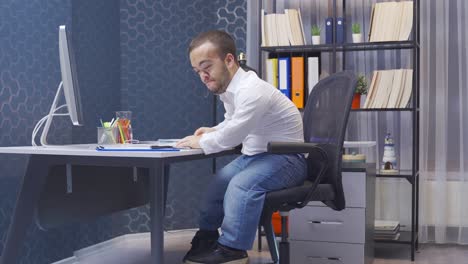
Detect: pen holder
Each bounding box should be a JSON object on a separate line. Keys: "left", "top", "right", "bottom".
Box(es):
{"left": 116, "top": 111, "right": 132, "bottom": 143}
{"left": 97, "top": 127, "right": 118, "bottom": 145}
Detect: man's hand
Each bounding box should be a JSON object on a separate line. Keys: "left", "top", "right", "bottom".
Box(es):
{"left": 175, "top": 135, "right": 202, "bottom": 149}
{"left": 194, "top": 127, "right": 215, "bottom": 136}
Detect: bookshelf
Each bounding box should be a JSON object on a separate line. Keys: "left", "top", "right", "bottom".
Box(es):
{"left": 256, "top": 0, "right": 420, "bottom": 261}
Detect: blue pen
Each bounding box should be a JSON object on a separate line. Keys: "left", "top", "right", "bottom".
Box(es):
{"left": 96, "top": 146, "right": 180, "bottom": 152}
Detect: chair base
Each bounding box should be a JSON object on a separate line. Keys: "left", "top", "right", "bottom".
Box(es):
{"left": 279, "top": 241, "right": 289, "bottom": 264}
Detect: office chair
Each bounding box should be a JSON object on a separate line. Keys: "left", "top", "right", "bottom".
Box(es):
{"left": 259, "top": 71, "right": 357, "bottom": 264}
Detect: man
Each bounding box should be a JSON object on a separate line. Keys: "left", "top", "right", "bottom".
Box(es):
{"left": 176, "top": 30, "right": 307, "bottom": 264}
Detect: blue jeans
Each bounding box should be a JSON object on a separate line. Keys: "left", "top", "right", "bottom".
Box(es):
{"left": 198, "top": 153, "right": 307, "bottom": 250}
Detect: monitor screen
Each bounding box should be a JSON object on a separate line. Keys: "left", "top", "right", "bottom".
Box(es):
{"left": 59, "top": 25, "right": 83, "bottom": 126}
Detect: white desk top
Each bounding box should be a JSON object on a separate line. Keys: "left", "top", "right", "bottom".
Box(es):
{"left": 0, "top": 144, "right": 204, "bottom": 158}
{"left": 0, "top": 141, "right": 375, "bottom": 158}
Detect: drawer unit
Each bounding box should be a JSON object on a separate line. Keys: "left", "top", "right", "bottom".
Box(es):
{"left": 289, "top": 165, "right": 375, "bottom": 264}
{"left": 290, "top": 207, "right": 365, "bottom": 243}
{"left": 290, "top": 240, "right": 365, "bottom": 264}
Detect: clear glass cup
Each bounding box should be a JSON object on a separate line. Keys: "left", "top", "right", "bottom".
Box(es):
{"left": 97, "top": 127, "right": 118, "bottom": 145}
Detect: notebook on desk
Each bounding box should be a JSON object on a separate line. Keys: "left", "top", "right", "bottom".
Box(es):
{"left": 96, "top": 139, "right": 186, "bottom": 151}
{"left": 146, "top": 139, "right": 180, "bottom": 147}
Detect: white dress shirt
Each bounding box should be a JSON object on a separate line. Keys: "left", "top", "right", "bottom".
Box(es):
{"left": 199, "top": 68, "right": 304, "bottom": 155}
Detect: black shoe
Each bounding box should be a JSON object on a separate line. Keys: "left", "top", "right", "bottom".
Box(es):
{"left": 183, "top": 230, "right": 219, "bottom": 263}
{"left": 185, "top": 242, "right": 248, "bottom": 264}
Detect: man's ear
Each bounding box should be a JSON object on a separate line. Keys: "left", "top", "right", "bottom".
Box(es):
{"left": 225, "top": 53, "right": 236, "bottom": 67}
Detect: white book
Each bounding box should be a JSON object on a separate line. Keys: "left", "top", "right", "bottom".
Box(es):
{"left": 297, "top": 8, "right": 306, "bottom": 45}
{"left": 395, "top": 69, "right": 407, "bottom": 106}
{"left": 387, "top": 69, "right": 404, "bottom": 108}
{"left": 375, "top": 220, "right": 400, "bottom": 230}
{"left": 286, "top": 9, "right": 303, "bottom": 46}
{"left": 369, "top": 3, "right": 377, "bottom": 41}
{"left": 371, "top": 3, "right": 383, "bottom": 41}
{"left": 374, "top": 70, "right": 394, "bottom": 108}
{"left": 284, "top": 9, "right": 296, "bottom": 45}
{"left": 398, "top": 69, "right": 413, "bottom": 108}
{"left": 392, "top": 2, "right": 405, "bottom": 40}
{"left": 391, "top": 2, "right": 402, "bottom": 40}
{"left": 276, "top": 14, "right": 290, "bottom": 46}
{"left": 363, "top": 71, "right": 378, "bottom": 108}
{"left": 379, "top": 2, "right": 393, "bottom": 41}
{"left": 398, "top": 1, "right": 414, "bottom": 40}
{"left": 369, "top": 71, "right": 382, "bottom": 108}
{"left": 266, "top": 14, "right": 278, "bottom": 46}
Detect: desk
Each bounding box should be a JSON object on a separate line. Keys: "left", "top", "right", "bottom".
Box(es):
{"left": 0, "top": 145, "right": 238, "bottom": 264}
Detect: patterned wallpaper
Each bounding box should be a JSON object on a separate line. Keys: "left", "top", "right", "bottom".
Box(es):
{"left": 71, "top": 0, "right": 122, "bottom": 144}
{"left": 0, "top": 0, "right": 75, "bottom": 262}
{"left": 0, "top": 1, "right": 121, "bottom": 263}
{"left": 0, "top": 0, "right": 246, "bottom": 263}
{"left": 118, "top": 0, "right": 246, "bottom": 232}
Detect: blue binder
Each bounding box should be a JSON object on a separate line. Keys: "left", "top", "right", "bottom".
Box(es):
{"left": 278, "top": 57, "right": 291, "bottom": 99}
{"left": 325, "top": 17, "right": 334, "bottom": 44}
{"left": 336, "top": 17, "right": 345, "bottom": 44}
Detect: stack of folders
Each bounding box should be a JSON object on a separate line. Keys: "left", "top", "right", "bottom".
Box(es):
{"left": 264, "top": 56, "right": 319, "bottom": 109}
{"left": 368, "top": 1, "right": 413, "bottom": 42}
{"left": 363, "top": 69, "right": 413, "bottom": 109}
{"left": 261, "top": 9, "right": 306, "bottom": 47}
{"left": 374, "top": 220, "right": 400, "bottom": 241}
{"left": 324, "top": 17, "right": 345, "bottom": 44}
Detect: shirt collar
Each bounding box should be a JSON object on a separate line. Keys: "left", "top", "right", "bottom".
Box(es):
{"left": 224, "top": 67, "right": 246, "bottom": 96}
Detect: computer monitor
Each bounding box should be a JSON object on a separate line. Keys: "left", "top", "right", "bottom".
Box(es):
{"left": 32, "top": 25, "right": 83, "bottom": 146}
{"left": 59, "top": 25, "right": 83, "bottom": 126}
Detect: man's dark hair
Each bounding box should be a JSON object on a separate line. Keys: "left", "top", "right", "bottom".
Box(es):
{"left": 188, "top": 30, "right": 238, "bottom": 63}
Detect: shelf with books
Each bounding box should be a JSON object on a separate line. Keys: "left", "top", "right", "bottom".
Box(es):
{"left": 343, "top": 0, "right": 421, "bottom": 260}
{"left": 256, "top": 0, "right": 419, "bottom": 260}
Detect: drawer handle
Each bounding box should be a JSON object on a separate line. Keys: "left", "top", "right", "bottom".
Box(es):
{"left": 308, "top": 220, "right": 343, "bottom": 225}
{"left": 307, "top": 256, "right": 343, "bottom": 263}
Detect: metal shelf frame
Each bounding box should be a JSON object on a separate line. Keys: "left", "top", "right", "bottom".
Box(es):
{"left": 257, "top": 0, "right": 420, "bottom": 261}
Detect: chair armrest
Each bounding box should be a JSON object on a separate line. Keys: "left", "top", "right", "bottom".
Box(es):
{"left": 267, "top": 142, "right": 327, "bottom": 161}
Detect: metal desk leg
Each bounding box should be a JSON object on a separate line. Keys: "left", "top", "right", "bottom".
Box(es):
{"left": 0, "top": 156, "right": 50, "bottom": 264}
{"left": 149, "top": 161, "right": 165, "bottom": 264}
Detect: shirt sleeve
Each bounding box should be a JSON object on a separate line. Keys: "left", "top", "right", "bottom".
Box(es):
{"left": 199, "top": 88, "right": 270, "bottom": 154}
{"left": 212, "top": 108, "right": 232, "bottom": 130}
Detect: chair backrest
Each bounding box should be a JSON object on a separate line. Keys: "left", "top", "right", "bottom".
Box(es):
{"left": 303, "top": 71, "right": 356, "bottom": 210}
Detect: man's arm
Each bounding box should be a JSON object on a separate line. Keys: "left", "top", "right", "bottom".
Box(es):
{"left": 194, "top": 127, "right": 216, "bottom": 136}
{"left": 177, "top": 98, "right": 233, "bottom": 148}
{"left": 199, "top": 89, "right": 270, "bottom": 154}
{"left": 175, "top": 135, "right": 201, "bottom": 148}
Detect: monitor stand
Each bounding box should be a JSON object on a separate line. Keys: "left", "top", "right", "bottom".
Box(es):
{"left": 33, "top": 82, "right": 70, "bottom": 146}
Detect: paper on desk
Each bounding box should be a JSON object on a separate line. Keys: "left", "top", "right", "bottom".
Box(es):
{"left": 156, "top": 139, "right": 180, "bottom": 147}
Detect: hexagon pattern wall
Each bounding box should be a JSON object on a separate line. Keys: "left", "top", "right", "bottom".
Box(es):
{"left": 0, "top": 1, "right": 121, "bottom": 263}
{"left": 118, "top": 0, "right": 246, "bottom": 233}
{"left": 0, "top": 0, "right": 76, "bottom": 262}
{"left": 0, "top": 0, "right": 246, "bottom": 262}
